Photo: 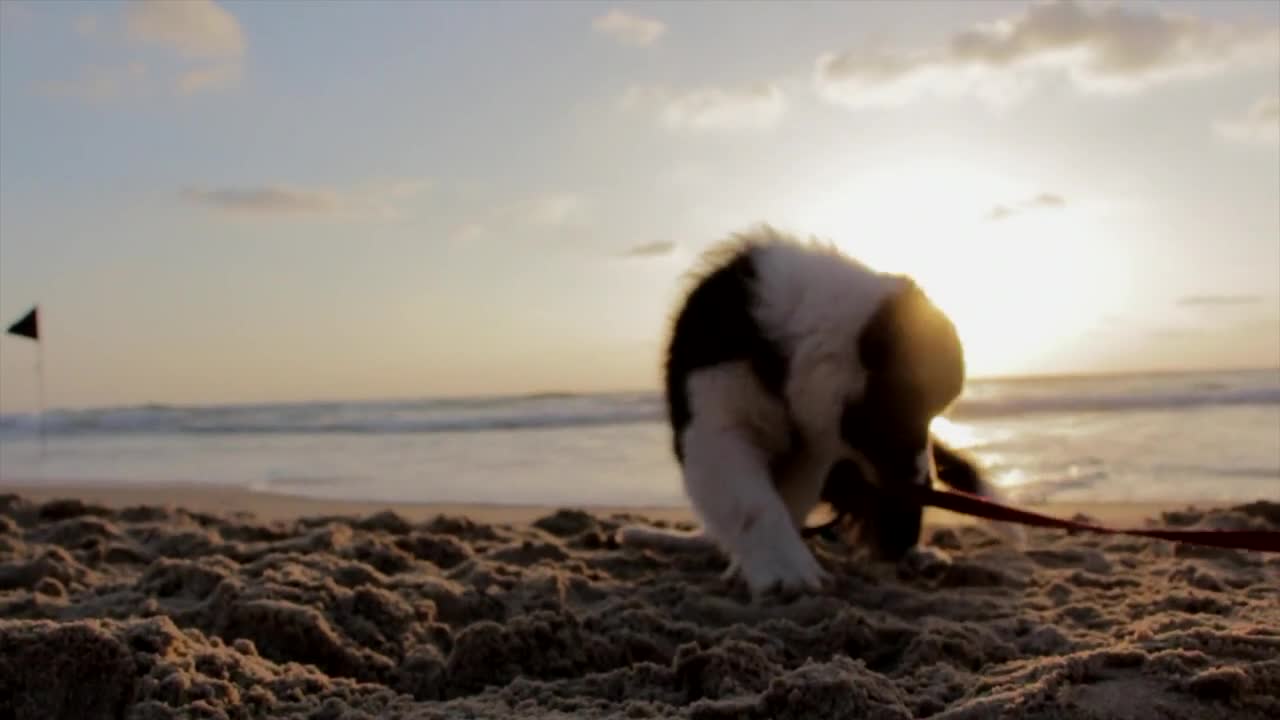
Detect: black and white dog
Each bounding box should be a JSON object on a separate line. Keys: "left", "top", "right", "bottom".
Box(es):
{"left": 618, "top": 225, "right": 1019, "bottom": 597}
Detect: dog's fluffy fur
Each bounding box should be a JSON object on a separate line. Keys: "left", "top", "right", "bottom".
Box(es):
{"left": 618, "top": 226, "right": 1020, "bottom": 597}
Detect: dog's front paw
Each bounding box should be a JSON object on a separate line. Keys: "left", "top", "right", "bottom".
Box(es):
{"left": 738, "top": 546, "right": 830, "bottom": 599}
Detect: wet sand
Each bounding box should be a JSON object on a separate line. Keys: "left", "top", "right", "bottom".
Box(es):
{"left": 0, "top": 481, "right": 1219, "bottom": 527}
{"left": 1, "top": 485, "right": 1276, "bottom": 719}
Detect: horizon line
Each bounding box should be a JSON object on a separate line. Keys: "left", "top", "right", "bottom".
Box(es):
{"left": 1, "top": 364, "right": 1277, "bottom": 416}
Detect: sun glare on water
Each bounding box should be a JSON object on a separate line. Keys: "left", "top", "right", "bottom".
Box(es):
{"left": 928, "top": 415, "right": 981, "bottom": 449}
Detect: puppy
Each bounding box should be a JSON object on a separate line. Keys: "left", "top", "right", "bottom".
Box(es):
{"left": 618, "top": 225, "right": 1016, "bottom": 597}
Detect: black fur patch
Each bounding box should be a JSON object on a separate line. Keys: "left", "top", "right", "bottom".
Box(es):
{"left": 663, "top": 249, "right": 788, "bottom": 461}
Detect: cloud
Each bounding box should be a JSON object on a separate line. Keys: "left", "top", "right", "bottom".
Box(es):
{"left": 1029, "top": 192, "right": 1065, "bottom": 208}
{"left": 523, "top": 192, "right": 585, "bottom": 226}
{"left": 181, "top": 179, "right": 430, "bottom": 220}
{"left": 40, "top": 62, "right": 148, "bottom": 102}
{"left": 46, "top": 1, "right": 245, "bottom": 100}
{"left": 183, "top": 187, "right": 338, "bottom": 215}
{"left": 125, "top": 0, "right": 244, "bottom": 59}
{"left": 1147, "top": 326, "right": 1197, "bottom": 339}
{"left": 126, "top": 0, "right": 245, "bottom": 96}
{"left": 624, "top": 83, "right": 788, "bottom": 132}
{"left": 177, "top": 61, "right": 240, "bottom": 95}
{"left": 815, "top": 0, "right": 1280, "bottom": 109}
{"left": 447, "top": 191, "right": 588, "bottom": 242}
{"left": 380, "top": 179, "right": 434, "bottom": 200}
{"left": 986, "top": 205, "right": 1015, "bottom": 221}
{"left": 1215, "top": 94, "right": 1280, "bottom": 147}
{"left": 448, "top": 222, "right": 488, "bottom": 245}
{"left": 986, "top": 191, "right": 1067, "bottom": 221}
{"left": 1177, "top": 294, "right": 1264, "bottom": 308}
{"left": 621, "top": 241, "right": 676, "bottom": 258}
{"left": 592, "top": 9, "right": 665, "bottom": 47}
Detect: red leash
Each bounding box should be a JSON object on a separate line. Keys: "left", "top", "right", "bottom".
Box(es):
{"left": 916, "top": 486, "right": 1280, "bottom": 553}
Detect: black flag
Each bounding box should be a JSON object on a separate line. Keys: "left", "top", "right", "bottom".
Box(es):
{"left": 6, "top": 306, "right": 39, "bottom": 341}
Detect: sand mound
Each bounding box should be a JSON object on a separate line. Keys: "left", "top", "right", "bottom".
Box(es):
{"left": 1, "top": 494, "right": 1277, "bottom": 719}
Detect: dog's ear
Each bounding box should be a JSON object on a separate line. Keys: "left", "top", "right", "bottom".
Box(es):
{"left": 930, "top": 436, "right": 986, "bottom": 495}
{"left": 858, "top": 279, "right": 964, "bottom": 414}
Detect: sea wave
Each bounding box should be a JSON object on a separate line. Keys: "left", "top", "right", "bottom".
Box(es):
{"left": 0, "top": 394, "right": 665, "bottom": 437}
{"left": 1, "top": 372, "right": 1276, "bottom": 438}
{"left": 948, "top": 386, "right": 1280, "bottom": 419}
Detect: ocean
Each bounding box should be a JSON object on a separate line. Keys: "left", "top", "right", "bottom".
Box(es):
{"left": 1, "top": 369, "right": 1277, "bottom": 508}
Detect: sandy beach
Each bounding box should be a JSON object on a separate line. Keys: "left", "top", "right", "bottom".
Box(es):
{"left": 1, "top": 484, "right": 1278, "bottom": 719}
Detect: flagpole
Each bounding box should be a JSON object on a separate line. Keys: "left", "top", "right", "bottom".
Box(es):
{"left": 37, "top": 335, "right": 46, "bottom": 462}
{"left": 4, "top": 304, "right": 44, "bottom": 468}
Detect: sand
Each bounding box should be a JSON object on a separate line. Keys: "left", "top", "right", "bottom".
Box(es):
{"left": 1, "top": 485, "right": 1277, "bottom": 720}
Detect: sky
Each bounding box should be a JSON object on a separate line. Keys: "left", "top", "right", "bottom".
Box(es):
{"left": 0, "top": 0, "right": 1278, "bottom": 413}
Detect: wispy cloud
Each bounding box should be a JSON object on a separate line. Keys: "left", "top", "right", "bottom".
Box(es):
{"left": 46, "top": 0, "right": 246, "bottom": 101}
{"left": 815, "top": 0, "right": 1280, "bottom": 109}
{"left": 522, "top": 192, "right": 585, "bottom": 226}
{"left": 181, "top": 179, "right": 430, "bottom": 220}
{"left": 621, "top": 240, "right": 676, "bottom": 258}
{"left": 448, "top": 190, "right": 588, "bottom": 243}
{"left": 448, "top": 222, "right": 488, "bottom": 246}
{"left": 1177, "top": 294, "right": 1264, "bottom": 308}
{"left": 183, "top": 187, "right": 338, "bottom": 215}
{"left": 986, "top": 192, "right": 1066, "bottom": 221}
{"left": 623, "top": 83, "right": 787, "bottom": 132}
{"left": 176, "top": 61, "right": 240, "bottom": 95}
{"left": 1215, "top": 94, "right": 1280, "bottom": 147}
{"left": 1030, "top": 192, "right": 1065, "bottom": 208}
{"left": 40, "top": 62, "right": 148, "bottom": 102}
{"left": 592, "top": 9, "right": 665, "bottom": 48}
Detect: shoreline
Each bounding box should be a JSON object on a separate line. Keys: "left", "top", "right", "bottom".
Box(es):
{"left": 0, "top": 479, "right": 1233, "bottom": 527}
{"left": 0, "top": 480, "right": 697, "bottom": 525}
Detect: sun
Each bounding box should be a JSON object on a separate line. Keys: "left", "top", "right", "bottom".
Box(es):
{"left": 780, "top": 158, "right": 1131, "bottom": 378}
{"left": 912, "top": 210, "right": 1132, "bottom": 379}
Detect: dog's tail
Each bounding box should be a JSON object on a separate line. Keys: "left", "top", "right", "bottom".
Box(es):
{"left": 931, "top": 437, "right": 1027, "bottom": 549}
{"left": 615, "top": 523, "right": 719, "bottom": 552}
